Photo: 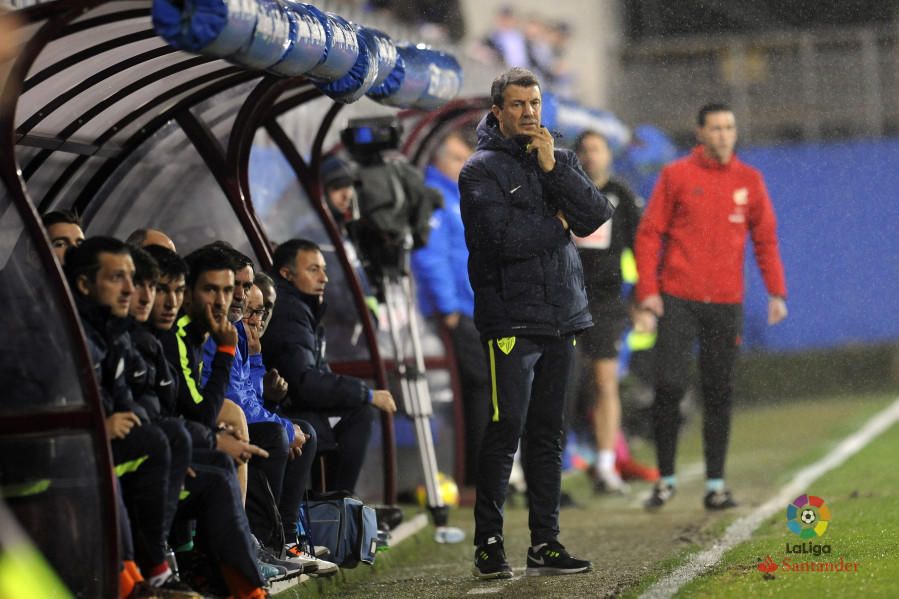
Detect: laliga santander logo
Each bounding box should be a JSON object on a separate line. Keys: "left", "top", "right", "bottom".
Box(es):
{"left": 755, "top": 493, "right": 859, "bottom": 575}
{"left": 786, "top": 494, "right": 831, "bottom": 539}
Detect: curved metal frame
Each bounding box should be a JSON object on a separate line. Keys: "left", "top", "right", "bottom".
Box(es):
{"left": 74, "top": 70, "right": 260, "bottom": 216}
{"left": 0, "top": 4, "right": 122, "bottom": 595}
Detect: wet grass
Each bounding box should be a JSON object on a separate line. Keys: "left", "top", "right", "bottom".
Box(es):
{"left": 274, "top": 392, "right": 898, "bottom": 598}
{"left": 678, "top": 408, "right": 899, "bottom": 598}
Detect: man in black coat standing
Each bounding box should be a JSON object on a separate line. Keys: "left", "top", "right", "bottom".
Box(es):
{"left": 460, "top": 68, "right": 614, "bottom": 579}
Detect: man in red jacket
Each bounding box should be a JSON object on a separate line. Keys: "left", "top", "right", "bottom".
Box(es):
{"left": 635, "top": 103, "right": 788, "bottom": 511}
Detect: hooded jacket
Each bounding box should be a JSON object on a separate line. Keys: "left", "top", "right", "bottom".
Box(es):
{"left": 75, "top": 295, "right": 148, "bottom": 421}
{"left": 262, "top": 277, "right": 370, "bottom": 412}
{"left": 158, "top": 314, "right": 234, "bottom": 445}
{"left": 459, "top": 112, "right": 615, "bottom": 340}
{"left": 200, "top": 321, "right": 296, "bottom": 442}
{"left": 129, "top": 322, "right": 178, "bottom": 421}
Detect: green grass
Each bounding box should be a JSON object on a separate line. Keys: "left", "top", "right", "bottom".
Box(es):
{"left": 272, "top": 520, "right": 432, "bottom": 598}
{"left": 677, "top": 402, "right": 899, "bottom": 598}
{"left": 273, "top": 393, "right": 899, "bottom": 598}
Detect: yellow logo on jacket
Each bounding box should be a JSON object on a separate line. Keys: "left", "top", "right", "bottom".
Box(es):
{"left": 496, "top": 337, "right": 516, "bottom": 355}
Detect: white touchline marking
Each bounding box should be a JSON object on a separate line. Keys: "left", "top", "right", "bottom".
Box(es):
{"left": 390, "top": 513, "right": 428, "bottom": 546}
{"left": 640, "top": 397, "right": 899, "bottom": 599}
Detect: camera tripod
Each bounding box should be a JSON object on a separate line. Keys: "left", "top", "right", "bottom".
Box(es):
{"left": 378, "top": 257, "right": 465, "bottom": 544}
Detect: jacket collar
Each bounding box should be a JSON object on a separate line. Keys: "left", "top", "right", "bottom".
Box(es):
{"left": 74, "top": 294, "right": 131, "bottom": 339}
{"left": 174, "top": 313, "right": 207, "bottom": 346}
{"left": 475, "top": 112, "right": 530, "bottom": 158}
{"left": 690, "top": 145, "right": 736, "bottom": 171}
{"left": 275, "top": 276, "right": 327, "bottom": 321}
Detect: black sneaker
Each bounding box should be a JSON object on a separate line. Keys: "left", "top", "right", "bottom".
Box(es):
{"left": 644, "top": 481, "right": 676, "bottom": 510}
{"left": 472, "top": 536, "right": 513, "bottom": 580}
{"left": 525, "top": 541, "right": 592, "bottom": 576}
{"left": 704, "top": 489, "right": 738, "bottom": 510}
{"left": 257, "top": 545, "right": 303, "bottom": 580}
{"left": 158, "top": 576, "right": 205, "bottom": 597}
{"left": 251, "top": 535, "right": 303, "bottom": 580}
{"left": 374, "top": 505, "right": 404, "bottom": 531}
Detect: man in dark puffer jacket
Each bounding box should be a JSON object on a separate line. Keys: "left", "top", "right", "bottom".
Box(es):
{"left": 263, "top": 239, "right": 397, "bottom": 494}
{"left": 460, "top": 67, "right": 614, "bottom": 580}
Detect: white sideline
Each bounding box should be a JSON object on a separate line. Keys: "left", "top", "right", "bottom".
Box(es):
{"left": 639, "top": 397, "right": 899, "bottom": 599}
{"left": 390, "top": 512, "right": 429, "bottom": 545}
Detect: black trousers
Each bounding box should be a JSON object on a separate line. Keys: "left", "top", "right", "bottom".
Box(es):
{"left": 179, "top": 448, "right": 264, "bottom": 588}
{"left": 652, "top": 294, "right": 742, "bottom": 480}
{"left": 117, "top": 478, "right": 134, "bottom": 562}
{"left": 473, "top": 334, "right": 575, "bottom": 547}
{"left": 246, "top": 420, "right": 317, "bottom": 545}
{"left": 446, "top": 315, "right": 491, "bottom": 485}
{"left": 296, "top": 405, "right": 373, "bottom": 494}
{"left": 154, "top": 418, "right": 192, "bottom": 539}
{"left": 111, "top": 423, "right": 170, "bottom": 570}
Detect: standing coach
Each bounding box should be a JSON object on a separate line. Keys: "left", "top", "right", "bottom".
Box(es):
{"left": 460, "top": 67, "right": 614, "bottom": 579}
{"left": 635, "top": 102, "right": 788, "bottom": 511}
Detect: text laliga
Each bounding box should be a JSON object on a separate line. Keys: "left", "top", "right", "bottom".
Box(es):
{"left": 785, "top": 542, "right": 831, "bottom": 556}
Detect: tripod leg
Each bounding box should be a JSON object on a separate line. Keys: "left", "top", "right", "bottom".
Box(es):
{"left": 383, "top": 277, "right": 463, "bottom": 542}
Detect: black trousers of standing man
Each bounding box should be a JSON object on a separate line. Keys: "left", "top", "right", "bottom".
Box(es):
{"left": 651, "top": 294, "right": 742, "bottom": 480}
{"left": 474, "top": 334, "right": 575, "bottom": 547}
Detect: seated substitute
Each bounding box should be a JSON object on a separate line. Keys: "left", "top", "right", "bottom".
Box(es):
{"left": 41, "top": 209, "right": 84, "bottom": 264}
{"left": 126, "top": 227, "right": 177, "bottom": 252}
{"left": 128, "top": 245, "right": 278, "bottom": 594}
{"left": 262, "top": 239, "right": 397, "bottom": 494}
{"left": 197, "top": 245, "right": 333, "bottom": 574}
{"left": 63, "top": 237, "right": 193, "bottom": 594}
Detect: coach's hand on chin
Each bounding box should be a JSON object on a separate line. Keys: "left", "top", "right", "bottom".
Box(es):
{"left": 526, "top": 126, "right": 557, "bottom": 172}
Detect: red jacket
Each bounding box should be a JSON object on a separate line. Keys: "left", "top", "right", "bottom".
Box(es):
{"left": 635, "top": 146, "right": 787, "bottom": 304}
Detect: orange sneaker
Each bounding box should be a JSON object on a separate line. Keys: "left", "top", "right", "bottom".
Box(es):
{"left": 618, "top": 459, "right": 659, "bottom": 482}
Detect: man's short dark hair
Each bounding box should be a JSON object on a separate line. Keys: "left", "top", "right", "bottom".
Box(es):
{"left": 41, "top": 209, "right": 82, "bottom": 229}
{"left": 573, "top": 129, "right": 609, "bottom": 155}
{"left": 144, "top": 245, "right": 188, "bottom": 282}
{"left": 130, "top": 246, "right": 160, "bottom": 285}
{"left": 271, "top": 239, "right": 321, "bottom": 277}
{"left": 204, "top": 240, "right": 254, "bottom": 272}
{"left": 63, "top": 236, "right": 129, "bottom": 288}
{"left": 697, "top": 102, "right": 732, "bottom": 127}
{"left": 183, "top": 246, "right": 237, "bottom": 290}
{"left": 491, "top": 67, "right": 540, "bottom": 108}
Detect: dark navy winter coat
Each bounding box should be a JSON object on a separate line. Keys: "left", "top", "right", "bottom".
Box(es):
{"left": 262, "top": 277, "right": 370, "bottom": 412}
{"left": 459, "top": 112, "right": 614, "bottom": 340}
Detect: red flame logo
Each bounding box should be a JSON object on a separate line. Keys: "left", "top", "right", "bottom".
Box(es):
{"left": 757, "top": 555, "right": 778, "bottom": 573}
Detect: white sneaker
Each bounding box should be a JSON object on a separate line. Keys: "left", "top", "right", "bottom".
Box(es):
{"left": 594, "top": 470, "right": 629, "bottom": 494}
{"left": 285, "top": 544, "right": 338, "bottom": 576}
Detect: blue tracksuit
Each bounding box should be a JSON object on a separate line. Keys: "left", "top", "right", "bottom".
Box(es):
{"left": 411, "top": 166, "right": 475, "bottom": 319}
{"left": 201, "top": 321, "right": 295, "bottom": 443}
